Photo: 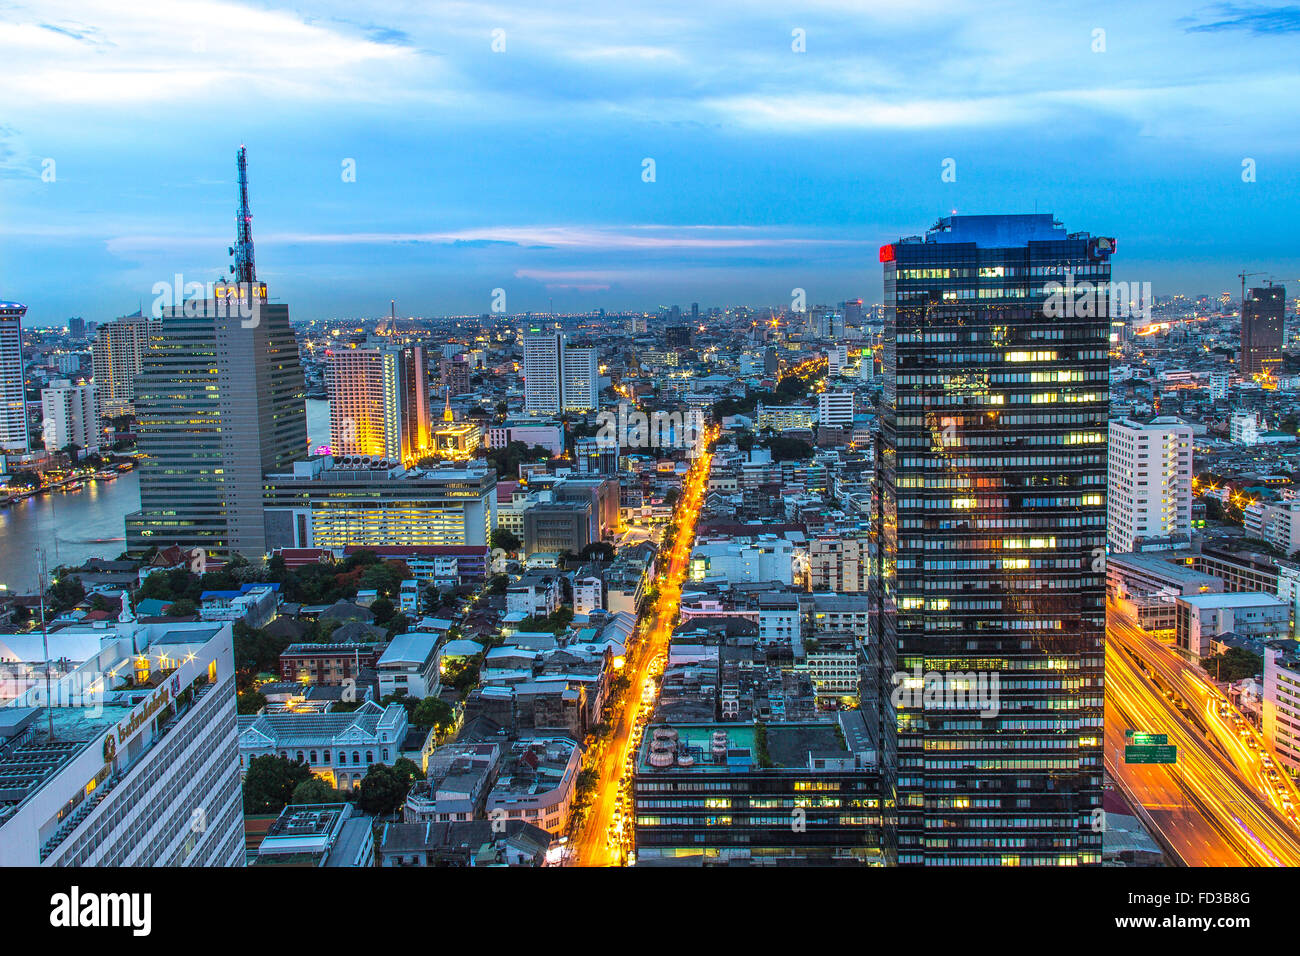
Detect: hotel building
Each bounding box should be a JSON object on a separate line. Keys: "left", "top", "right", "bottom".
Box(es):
{"left": 0, "top": 613, "right": 243, "bottom": 866}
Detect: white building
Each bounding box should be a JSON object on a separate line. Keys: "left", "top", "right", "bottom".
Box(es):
{"left": 1243, "top": 500, "right": 1300, "bottom": 558}
{"left": 523, "top": 330, "right": 564, "bottom": 415}
{"left": 377, "top": 633, "right": 441, "bottom": 700}
{"left": 1264, "top": 647, "right": 1300, "bottom": 774}
{"left": 1107, "top": 417, "right": 1193, "bottom": 553}
{"left": 41, "top": 379, "right": 100, "bottom": 454}
{"left": 1209, "top": 370, "right": 1230, "bottom": 400}
{"left": 562, "top": 345, "right": 599, "bottom": 412}
{"left": 826, "top": 345, "right": 849, "bottom": 377}
{"left": 487, "top": 422, "right": 564, "bottom": 456}
{"left": 573, "top": 572, "right": 603, "bottom": 615}
{"left": 0, "top": 613, "right": 244, "bottom": 866}
{"left": 238, "top": 700, "right": 409, "bottom": 791}
{"left": 818, "top": 390, "right": 855, "bottom": 428}
{"left": 689, "top": 535, "right": 797, "bottom": 586}
{"left": 1175, "top": 591, "right": 1289, "bottom": 660}
{"left": 1231, "top": 411, "right": 1259, "bottom": 445}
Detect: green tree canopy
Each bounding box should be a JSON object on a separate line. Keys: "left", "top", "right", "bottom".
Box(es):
{"left": 242, "top": 755, "right": 312, "bottom": 815}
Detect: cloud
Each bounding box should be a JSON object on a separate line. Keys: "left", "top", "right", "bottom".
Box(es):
{"left": 1184, "top": 3, "right": 1300, "bottom": 34}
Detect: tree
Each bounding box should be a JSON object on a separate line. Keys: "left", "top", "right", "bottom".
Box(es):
{"left": 412, "top": 696, "right": 454, "bottom": 732}
{"left": 356, "top": 764, "right": 406, "bottom": 816}
{"left": 242, "top": 755, "right": 312, "bottom": 815}
{"left": 391, "top": 757, "right": 422, "bottom": 789}
{"left": 9, "top": 470, "right": 41, "bottom": 489}
{"left": 370, "top": 596, "right": 395, "bottom": 625}
{"left": 237, "top": 689, "right": 267, "bottom": 714}
{"left": 764, "top": 435, "right": 814, "bottom": 462}
{"left": 291, "top": 776, "right": 346, "bottom": 805}
{"left": 492, "top": 528, "right": 522, "bottom": 552}
{"left": 47, "top": 574, "right": 85, "bottom": 612}
{"left": 1203, "top": 647, "right": 1263, "bottom": 683}
{"left": 580, "top": 541, "right": 615, "bottom": 562}
{"left": 166, "top": 598, "right": 198, "bottom": 617}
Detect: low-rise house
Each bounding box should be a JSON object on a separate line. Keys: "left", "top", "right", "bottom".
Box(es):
{"left": 485, "top": 735, "right": 582, "bottom": 835}
{"left": 377, "top": 819, "right": 551, "bottom": 867}
{"left": 377, "top": 633, "right": 441, "bottom": 700}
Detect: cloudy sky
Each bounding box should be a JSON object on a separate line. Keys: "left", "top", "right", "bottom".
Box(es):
{"left": 1, "top": 0, "right": 1299, "bottom": 324}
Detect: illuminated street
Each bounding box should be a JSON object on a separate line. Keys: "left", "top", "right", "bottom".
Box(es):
{"left": 571, "top": 428, "right": 717, "bottom": 866}
{"left": 1105, "top": 603, "right": 1300, "bottom": 866}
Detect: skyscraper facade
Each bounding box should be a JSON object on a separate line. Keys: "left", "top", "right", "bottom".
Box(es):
{"left": 874, "top": 214, "right": 1109, "bottom": 866}
{"left": 1241, "top": 284, "right": 1285, "bottom": 378}
{"left": 523, "top": 329, "right": 564, "bottom": 415}
{"left": 126, "top": 147, "right": 307, "bottom": 559}
{"left": 91, "top": 312, "right": 160, "bottom": 419}
{"left": 0, "top": 301, "right": 27, "bottom": 452}
{"left": 326, "top": 345, "right": 430, "bottom": 462}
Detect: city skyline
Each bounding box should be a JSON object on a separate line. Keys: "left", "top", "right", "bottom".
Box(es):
{"left": 3, "top": 0, "right": 1300, "bottom": 322}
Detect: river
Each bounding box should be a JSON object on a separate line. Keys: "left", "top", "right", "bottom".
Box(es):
{"left": 0, "top": 400, "right": 332, "bottom": 593}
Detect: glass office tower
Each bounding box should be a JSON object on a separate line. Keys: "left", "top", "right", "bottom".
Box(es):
{"left": 874, "top": 215, "right": 1109, "bottom": 865}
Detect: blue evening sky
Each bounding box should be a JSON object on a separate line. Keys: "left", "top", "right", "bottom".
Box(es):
{"left": 1, "top": 0, "right": 1299, "bottom": 324}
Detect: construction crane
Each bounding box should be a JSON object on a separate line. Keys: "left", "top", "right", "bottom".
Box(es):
{"left": 1238, "top": 270, "right": 1265, "bottom": 315}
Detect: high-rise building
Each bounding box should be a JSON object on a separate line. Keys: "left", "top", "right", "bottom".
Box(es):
{"left": 523, "top": 329, "right": 564, "bottom": 415}
{"left": 1107, "top": 417, "right": 1193, "bottom": 553}
{"left": 666, "top": 325, "right": 692, "bottom": 348}
{"left": 41, "top": 380, "right": 99, "bottom": 454}
{"left": 326, "top": 345, "right": 430, "bottom": 462}
{"left": 562, "top": 344, "right": 599, "bottom": 412}
{"left": 0, "top": 301, "right": 28, "bottom": 452}
{"left": 439, "top": 353, "right": 471, "bottom": 395}
{"left": 1242, "top": 284, "right": 1285, "bottom": 378}
{"left": 818, "top": 390, "right": 854, "bottom": 428}
{"left": 68, "top": 316, "right": 85, "bottom": 340}
{"left": 875, "top": 214, "right": 1110, "bottom": 866}
{"left": 126, "top": 147, "right": 307, "bottom": 559}
{"left": 0, "top": 613, "right": 244, "bottom": 866}
{"left": 91, "top": 312, "right": 160, "bottom": 419}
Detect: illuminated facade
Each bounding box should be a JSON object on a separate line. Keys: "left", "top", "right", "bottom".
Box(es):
{"left": 875, "top": 214, "right": 1109, "bottom": 866}
{"left": 263, "top": 456, "right": 496, "bottom": 551}
{"left": 326, "top": 345, "right": 430, "bottom": 462}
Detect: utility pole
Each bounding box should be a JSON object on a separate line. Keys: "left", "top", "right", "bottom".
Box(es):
{"left": 36, "top": 549, "right": 54, "bottom": 741}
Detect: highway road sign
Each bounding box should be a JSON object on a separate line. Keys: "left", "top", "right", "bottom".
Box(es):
{"left": 1125, "top": 744, "right": 1177, "bottom": 764}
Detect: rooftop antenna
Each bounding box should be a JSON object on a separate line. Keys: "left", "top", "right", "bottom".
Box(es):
{"left": 230, "top": 145, "right": 257, "bottom": 283}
